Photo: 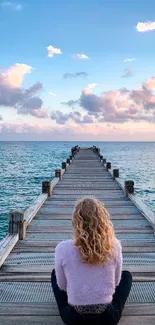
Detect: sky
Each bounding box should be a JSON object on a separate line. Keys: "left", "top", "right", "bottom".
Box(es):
{"left": 1, "top": 0, "right": 155, "bottom": 141}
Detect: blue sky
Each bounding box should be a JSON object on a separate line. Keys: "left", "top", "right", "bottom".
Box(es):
{"left": 0, "top": 0, "right": 155, "bottom": 140}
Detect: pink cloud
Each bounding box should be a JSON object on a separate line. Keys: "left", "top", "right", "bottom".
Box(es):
{"left": 0, "top": 64, "right": 49, "bottom": 118}
{"left": 1, "top": 120, "right": 155, "bottom": 141}
{"left": 60, "top": 76, "right": 155, "bottom": 125}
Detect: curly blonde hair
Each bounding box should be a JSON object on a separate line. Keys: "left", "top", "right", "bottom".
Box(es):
{"left": 72, "top": 198, "right": 115, "bottom": 264}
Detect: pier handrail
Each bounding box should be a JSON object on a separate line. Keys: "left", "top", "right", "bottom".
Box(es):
{"left": 101, "top": 159, "right": 155, "bottom": 235}
{"left": 0, "top": 177, "right": 62, "bottom": 267}
{"left": 0, "top": 177, "right": 59, "bottom": 267}
{"left": 0, "top": 234, "right": 19, "bottom": 267}
{"left": 0, "top": 145, "right": 80, "bottom": 268}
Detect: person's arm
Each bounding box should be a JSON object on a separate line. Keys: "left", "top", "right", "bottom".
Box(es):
{"left": 55, "top": 244, "right": 67, "bottom": 291}
{"left": 115, "top": 240, "right": 123, "bottom": 287}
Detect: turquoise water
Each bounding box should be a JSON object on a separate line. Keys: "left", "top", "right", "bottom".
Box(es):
{"left": 0, "top": 142, "right": 155, "bottom": 240}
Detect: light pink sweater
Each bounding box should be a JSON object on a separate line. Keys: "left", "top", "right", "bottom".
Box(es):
{"left": 55, "top": 238, "right": 122, "bottom": 306}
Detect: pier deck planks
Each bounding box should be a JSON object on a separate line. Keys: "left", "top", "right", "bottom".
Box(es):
{"left": 0, "top": 148, "right": 155, "bottom": 324}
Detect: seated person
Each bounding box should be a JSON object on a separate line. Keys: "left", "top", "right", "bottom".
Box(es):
{"left": 51, "top": 198, "right": 132, "bottom": 325}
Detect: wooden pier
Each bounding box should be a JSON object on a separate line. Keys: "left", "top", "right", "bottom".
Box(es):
{"left": 0, "top": 146, "right": 155, "bottom": 324}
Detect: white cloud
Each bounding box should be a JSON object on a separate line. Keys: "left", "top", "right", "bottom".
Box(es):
{"left": 72, "top": 53, "right": 89, "bottom": 60}
{"left": 88, "top": 83, "right": 98, "bottom": 89}
{"left": 47, "top": 45, "right": 62, "bottom": 58}
{"left": 49, "top": 91, "right": 56, "bottom": 97}
{"left": 1, "top": 2, "right": 23, "bottom": 11}
{"left": 1, "top": 63, "right": 33, "bottom": 88}
{"left": 136, "top": 21, "right": 155, "bottom": 32}
{"left": 82, "top": 83, "right": 98, "bottom": 95}
{"left": 124, "top": 58, "right": 136, "bottom": 62}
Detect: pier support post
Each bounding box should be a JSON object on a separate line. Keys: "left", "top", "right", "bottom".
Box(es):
{"left": 106, "top": 162, "right": 111, "bottom": 171}
{"left": 113, "top": 169, "right": 119, "bottom": 180}
{"left": 55, "top": 168, "right": 62, "bottom": 180}
{"left": 103, "top": 158, "right": 106, "bottom": 164}
{"left": 124, "top": 180, "right": 134, "bottom": 196}
{"left": 9, "top": 211, "right": 26, "bottom": 240}
{"left": 93, "top": 146, "right": 100, "bottom": 156}
{"left": 71, "top": 146, "right": 79, "bottom": 157}
{"left": 99, "top": 155, "right": 103, "bottom": 161}
{"left": 67, "top": 158, "right": 70, "bottom": 165}
{"left": 62, "top": 162, "right": 67, "bottom": 170}
{"left": 42, "top": 181, "right": 51, "bottom": 197}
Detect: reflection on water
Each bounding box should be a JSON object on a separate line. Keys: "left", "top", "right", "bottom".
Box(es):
{"left": 0, "top": 141, "right": 155, "bottom": 239}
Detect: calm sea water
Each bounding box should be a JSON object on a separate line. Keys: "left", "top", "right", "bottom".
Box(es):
{"left": 0, "top": 141, "right": 155, "bottom": 240}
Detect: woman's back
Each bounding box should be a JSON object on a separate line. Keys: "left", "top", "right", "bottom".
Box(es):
{"left": 52, "top": 198, "right": 132, "bottom": 325}
{"left": 55, "top": 237, "right": 122, "bottom": 306}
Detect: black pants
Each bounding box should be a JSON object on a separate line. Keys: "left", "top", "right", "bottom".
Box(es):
{"left": 51, "top": 269, "right": 132, "bottom": 325}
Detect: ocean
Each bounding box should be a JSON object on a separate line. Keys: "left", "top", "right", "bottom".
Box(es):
{"left": 0, "top": 141, "right": 155, "bottom": 240}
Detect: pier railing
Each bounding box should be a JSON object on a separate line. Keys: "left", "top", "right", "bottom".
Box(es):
{"left": 0, "top": 146, "right": 79, "bottom": 267}
{"left": 0, "top": 145, "right": 155, "bottom": 268}
{"left": 95, "top": 147, "right": 155, "bottom": 235}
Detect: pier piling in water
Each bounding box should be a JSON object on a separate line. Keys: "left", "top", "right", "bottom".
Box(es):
{"left": 0, "top": 146, "right": 155, "bottom": 324}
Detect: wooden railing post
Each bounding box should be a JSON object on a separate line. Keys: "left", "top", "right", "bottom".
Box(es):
{"left": 9, "top": 211, "right": 26, "bottom": 240}
{"left": 71, "top": 145, "right": 79, "bottom": 157}
{"left": 103, "top": 158, "right": 106, "bottom": 164}
{"left": 62, "top": 162, "right": 67, "bottom": 170}
{"left": 67, "top": 158, "right": 70, "bottom": 165}
{"left": 124, "top": 180, "right": 134, "bottom": 196}
{"left": 55, "top": 168, "right": 62, "bottom": 180}
{"left": 113, "top": 169, "right": 119, "bottom": 180}
{"left": 42, "top": 181, "right": 51, "bottom": 197}
{"left": 106, "top": 162, "right": 111, "bottom": 171}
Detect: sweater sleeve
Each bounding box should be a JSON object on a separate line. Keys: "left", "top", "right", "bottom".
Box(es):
{"left": 115, "top": 240, "right": 123, "bottom": 287}
{"left": 55, "top": 243, "right": 67, "bottom": 291}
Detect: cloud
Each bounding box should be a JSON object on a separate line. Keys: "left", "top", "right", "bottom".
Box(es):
{"left": 136, "top": 21, "right": 155, "bottom": 32}
{"left": 61, "top": 99, "right": 79, "bottom": 107}
{"left": 0, "top": 64, "right": 49, "bottom": 118}
{"left": 47, "top": 45, "right": 62, "bottom": 58}
{"left": 124, "top": 58, "right": 136, "bottom": 62}
{"left": 82, "top": 83, "right": 98, "bottom": 95}
{"left": 1, "top": 2, "right": 23, "bottom": 11}
{"left": 121, "top": 66, "right": 133, "bottom": 78}
{"left": 1, "top": 120, "right": 155, "bottom": 141}
{"left": 60, "top": 76, "right": 155, "bottom": 124}
{"left": 0, "top": 63, "right": 32, "bottom": 88}
{"left": 72, "top": 53, "right": 89, "bottom": 60}
{"left": 63, "top": 72, "right": 88, "bottom": 79}
{"left": 0, "top": 115, "right": 3, "bottom": 121}
{"left": 87, "top": 83, "right": 98, "bottom": 89}
{"left": 51, "top": 110, "right": 93, "bottom": 124}
{"left": 49, "top": 91, "right": 56, "bottom": 97}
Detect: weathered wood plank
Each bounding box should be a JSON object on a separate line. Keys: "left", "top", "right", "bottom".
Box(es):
{"left": 0, "top": 315, "right": 155, "bottom": 325}
{"left": 13, "top": 245, "right": 155, "bottom": 253}
{"left": 38, "top": 206, "right": 141, "bottom": 215}
{"left": 0, "top": 303, "right": 154, "bottom": 316}
{"left": 15, "top": 239, "right": 155, "bottom": 249}
{"left": 36, "top": 213, "right": 144, "bottom": 220}
{"left": 44, "top": 200, "right": 135, "bottom": 207}
{"left": 27, "top": 219, "right": 151, "bottom": 228}
{"left": 1, "top": 264, "right": 155, "bottom": 274}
